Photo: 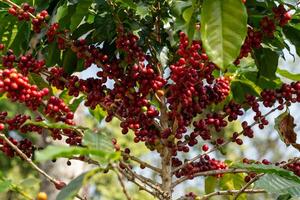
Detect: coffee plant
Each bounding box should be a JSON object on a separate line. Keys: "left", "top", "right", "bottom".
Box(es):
{"left": 0, "top": 0, "right": 300, "bottom": 199}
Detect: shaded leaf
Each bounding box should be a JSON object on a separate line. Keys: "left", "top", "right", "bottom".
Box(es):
{"left": 46, "top": 42, "right": 61, "bottom": 66}
{"left": 253, "top": 47, "right": 279, "bottom": 79}
{"left": 231, "top": 78, "right": 262, "bottom": 103}
{"left": 62, "top": 49, "right": 78, "bottom": 75}
{"left": 70, "top": 0, "right": 93, "bottom": 31}
{"left": 201, "top": 0, "right": 248, "bottom": 70}
{"left": 277, "top": 194, "right": 292, "bottom": 200}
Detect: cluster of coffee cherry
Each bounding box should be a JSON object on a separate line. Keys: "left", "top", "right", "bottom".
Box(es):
{"left": 7, "top": 3, "right": 49, "bottom": 33}
{"left": 235, "top": 4, "right": 291, "bottom": 64}
{"left": 8, "top": 3, "right": 35, "bottom": 21}
{"left": 44, "top": 96, "right": 74, "bottom": 125}
{"left": 173, "top": 155, "right": 227, "bottom": 179}
{"left": 0, "top": 68, "right": 49, "bottom": 110}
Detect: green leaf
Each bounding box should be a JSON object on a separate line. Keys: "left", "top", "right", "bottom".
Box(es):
{"left": 136, "top": 3, "right": 149, "bottom": 19}
{"left": 255, "top": 174, "right": 300, "bottom": 197}
{"left": 277, "top": 68, "right": 300, "bottom": 81}
{"left": 22, "top": 120, "right": 87, "bottom": 132}
{"left": 9, "top": 22, "right": 30, "bottom": 55}
{"left": 253, "top": 47, "right": 279, "bottom": 79}
{"left": 62, "top": 49, "right": 78, "bottom": 75}
{"left": 46, "top": 42, "right": 61, "bottom": 67}
{"left": 205, "top": 176, "right": 217, "bottom": 194}
{"left": 232, "top": 163, "right": 300, "bottom": 183}
{"left": 277, "top": 194, "right": 292, "bottom": 200}
{"left": 83, "top": 130, "right": 114, "bottom": 152}
{"left": 220, "top": 173, "right": 246, "bottom": 200}
{"left": 0, "top": 179, "right": 11, "bottom": 193}
{"left": 70, "top": 0, "right": 93, "bottom": 31}
{"left": 114, "top": 0, "right": 137, "bottom": 9}
{"left": 231, "top": 78, "right": 262, "bottom": 103}
{"left": 35, "top": 145, "right": 119, "bottom": 163}
{"left": 201, "top": 0, "right": 248, "bottom": 70}
{"left": 89, "top": 105, "right": 107, "bottom": 122}
{"left": 69, "top": 96, "right": 84, "bottom": 113}
{"left": 56, "top": 172, "right": 87, "bottom": 200}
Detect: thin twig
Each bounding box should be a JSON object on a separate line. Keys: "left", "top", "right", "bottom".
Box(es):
{"left": 200, "top": 189, "right": 266, "bottom": 200}
{"left": 121, "top": 161, "right": 161, "bottom": 191}
{"left": 233, "top": 173, "right": 264, "bottom": 200}
{"left": 0, "top": 133, "right": 61, "bottom": 186}
{"left": 116, "top": 170, "right": 133, "bottom": 200}
{"left": 172, "top": 168, "right": 249, "bottom": 188}
{"left": 122, "top": 151, "right": 162, "bottom": 174}
{"left": 114, "top": 164, "right": 158, "bottom": 197}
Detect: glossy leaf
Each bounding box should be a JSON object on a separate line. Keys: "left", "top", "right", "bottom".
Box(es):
{"left": 201, "top": 0, "right": 248, "bottom": 70}
{"left": 255, "top": 174, "right": 300, "bottom": 197}
{"left": 232, "top": 163, "right": 300, "bottom": 183}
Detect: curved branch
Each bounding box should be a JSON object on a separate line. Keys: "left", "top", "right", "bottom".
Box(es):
{"left": 201, "top": 189, "right": 266, "bottom": 200}
{"left": 172, "top": 168, "right": 249, "bottom": 188}
{"left": 0, "top": 133, "right": 61, "bottom": 186}
{"left": 122, "top": 151, "right": 162, "bottom": 174}
{"left": 233, "top": 173, "right": 264, "bottom": 200}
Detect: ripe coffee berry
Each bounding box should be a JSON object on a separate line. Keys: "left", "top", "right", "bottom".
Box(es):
{"left": 202, "top": 144, "right": 209, "bottom": 152}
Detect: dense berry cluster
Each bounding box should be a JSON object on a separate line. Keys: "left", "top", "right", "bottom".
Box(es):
{"left": 273, "top": 4, "right": 292, "bottom": 27}
{"left": 235, "top": 4, "right": 291, "bottom": 64}
{"left": 284, "top": 161, "right": 300, "bottom": 176}
{"left": 31, "top": 10, "right": 49, "bottom": 33}
{"left": 44, "top": 96, "right": 74, "bottom": 125}
{"left": 173, "top": 155, "right": 227, "bottom": 179}
{"left": 235, "top": 28, "right": 262, "bottom": 64}
{"left": 7, "top": 3, "right": 48, "bottom": 33}
{"left": 0, "top": 68, "right": 49, "bottom": 110}
{"left": 260, "top": 16, "right": 276, "bottom": 37}
{"left": 47, "top": 23, "right": 60, "bottom": 42}
{"left": 8, "top": 3, "right": 35, "bottom": 21}
{"left": 18, "top": 54, "right": 45, "bottom": 74}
